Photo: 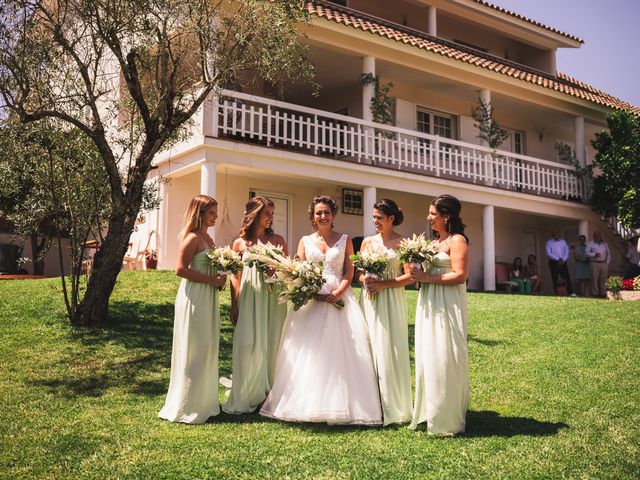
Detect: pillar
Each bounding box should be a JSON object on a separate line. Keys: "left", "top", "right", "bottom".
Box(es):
{"left": 201, "top": 159, "right": 217, "bottom": 240}
{"left": 428, "top": 6, "right": 437, "bottom": 36}
{"left": 574, "top": 116, "right": 585, "bottom": 166}
{"left": 483, "top": 205, "right": 496, "bottom": 291}
{"left": 362, "top": 56, "right": 376, "bottom": 123}
{"left": 157, "top": 177, "right": 168, "bottom": 269}
{"left": 363, "top": 186, "right": 377, "bottom": 237}
{"left": 579, "top": 220, "right": 588, "bottom": 239}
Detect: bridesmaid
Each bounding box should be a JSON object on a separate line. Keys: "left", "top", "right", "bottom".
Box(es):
{"left": 409, "top": 194, "right": 470, "bottom": 435}
{"left": 158, "top": 195, "right": 227, "bottom": 424}
{"left": 223, "top": 196, "right": 288, "bottom": 414}
{"left": 358, "top": 199, "right": 414, "bottom": 425}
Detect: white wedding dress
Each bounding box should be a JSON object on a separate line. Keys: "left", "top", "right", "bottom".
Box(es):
{"left": 260, "top": 234, "right": 382, "bottom": 425}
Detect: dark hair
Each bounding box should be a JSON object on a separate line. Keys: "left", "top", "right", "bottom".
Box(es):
{"left": 512, "top": 257, "right": 523, "bottom": 271}
{"left": 431, "top": 194, "right": 468, "bottom": 243}
{"left": 308, "top": 195, "right": 338, "bottom": 228}
{"left": 238, "top": 195, "right": 274, "bottom": 240}
{"left": 374, "top": 199, "right": 404, "bottom": 226}
{"left": 528, "top": 254, "right": 537, "bottom": 263}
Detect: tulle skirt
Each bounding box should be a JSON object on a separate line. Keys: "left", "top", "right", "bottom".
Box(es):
{"left": 260, "top": 286, "right": 382, "bottom": 425}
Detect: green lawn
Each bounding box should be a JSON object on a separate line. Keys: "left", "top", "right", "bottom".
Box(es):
{"left": 1, "top": 271, "right": 638, "bottom": 479}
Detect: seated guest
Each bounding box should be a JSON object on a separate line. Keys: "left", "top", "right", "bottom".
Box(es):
{"left": 509, "top": 257, "right": 531, "bottom": 294}
{"left": 525, "top": 254, "right": 543, "bottom": 294}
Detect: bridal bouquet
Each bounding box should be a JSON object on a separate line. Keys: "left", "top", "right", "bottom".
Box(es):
{"left": 244, "top": 246, "right": 344, "bottom": 311}
{"left": 350, "top": 246, "right": 389, "bottom": 299}
{"left": 205, "top": 246, "right": 243, "bottom": 275}
{"left": 398, "top": 234, "right": 438, "bottom": 288}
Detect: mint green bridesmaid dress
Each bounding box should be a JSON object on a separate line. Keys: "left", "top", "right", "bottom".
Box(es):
{"left": 360, "top": 249, "right": 412, "bottom": 425}
{"left": 409, "top": 252, "right": 469, "bottom": 434}
{"left": 158, "top": 250, "right": 220, "bottom": 424}
{"left": 223, "top": 263, "right": 287, "bottom": 414}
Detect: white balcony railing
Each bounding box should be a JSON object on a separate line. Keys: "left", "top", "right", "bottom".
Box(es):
{"left": 210, "top": 90, "right": 590, "bottom": 202}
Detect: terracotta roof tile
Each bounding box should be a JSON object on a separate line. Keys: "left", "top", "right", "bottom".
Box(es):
{"left": 306, "top": 1, "right": 640, "bottom": 116}
{"left": 471, "top": 0, "right": 583, "bottom": 44}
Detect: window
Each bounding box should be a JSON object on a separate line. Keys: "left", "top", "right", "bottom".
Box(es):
{"left": 416, "top": 108, "right": 456, "bottom": 139}
{"left": 342, "top": 188, "right": 363, "bottom": 216}
{"left": 505, "top": 129, "right": 525, "bottom": 155}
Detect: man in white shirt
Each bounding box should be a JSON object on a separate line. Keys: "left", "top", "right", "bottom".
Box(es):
{"left": 545, "top": 229, "right": 575, "bottom": 296}
{"left": 586, "top": 230, "right": 611, "bottom": 297}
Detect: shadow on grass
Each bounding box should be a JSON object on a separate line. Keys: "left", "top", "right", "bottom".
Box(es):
{"left": 31, "top": 300, "right": 236, "bottom": 399}
{"left": 462, "top": 410, "right": 568, "bottom": 438}
{"left": 468, "top": 335, "right": 505, "bottom": 347}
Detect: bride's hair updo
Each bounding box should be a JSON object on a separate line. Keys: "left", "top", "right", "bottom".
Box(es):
{"left": 308, "top": 195, "right": 338, "bottom": 228}
{"left": 238, "top": 195, "right": 274, "bottom": 240}
{"left": 431, "top": 194, "right": 468, "bottom": 243}
{"left": 374, "top": 199, "right": 404, "bottom": 226}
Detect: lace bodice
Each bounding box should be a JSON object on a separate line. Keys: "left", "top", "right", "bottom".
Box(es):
{"left": 304, "top": 234, "right": 348, "bottom": 282}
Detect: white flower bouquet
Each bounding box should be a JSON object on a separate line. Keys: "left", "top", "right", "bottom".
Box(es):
{"left": 397, "top": 233, "right": 438, "bottom": 288}
{"left": 245, "top": 241, "right": 285, "bottom": 274}
{"left": 350, "top": 246, "right": 389, "bottom": 299}
{"left": 205, "top": 246, "right": 243, "bottom": 275}
{"left": 244, "top": 245, "right": 344, "bottom": 311}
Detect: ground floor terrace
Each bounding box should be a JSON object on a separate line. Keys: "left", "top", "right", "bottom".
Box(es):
{"left": 135, "top": 137, "right": 628, "bottom": 295}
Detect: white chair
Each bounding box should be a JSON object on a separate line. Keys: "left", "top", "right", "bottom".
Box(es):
{"left": 122, "top": 238, "right": 144, "bottom": 270}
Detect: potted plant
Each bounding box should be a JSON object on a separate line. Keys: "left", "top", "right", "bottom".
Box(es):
{"left": 606, "top": 275, "right": 640, "bottom": 300}
{"left": 145, "top": 249, "right": 158, "bottom": 270}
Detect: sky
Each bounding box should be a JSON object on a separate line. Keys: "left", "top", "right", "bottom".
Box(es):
{"left": 488, "top": 0, "right": 640, "bottom": 108}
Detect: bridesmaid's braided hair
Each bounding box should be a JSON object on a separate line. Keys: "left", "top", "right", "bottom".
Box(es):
{"left": 431, "top": 194, "right": 469, "bottom": 243}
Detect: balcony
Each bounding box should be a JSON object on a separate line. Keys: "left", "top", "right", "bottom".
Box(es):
{"left": 209, "top": 90, "right": 590, "bottom": 202}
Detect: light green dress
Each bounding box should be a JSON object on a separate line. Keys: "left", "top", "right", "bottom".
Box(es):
{"left": 223, "top": 263, "right": 287, "bottom": 414}
{"left": 360, "top": 247, "right": 412, "bottom": 425}
{"left": 158, "top": 250, "right": 220, "bottom": 424}
{"left": 409, "top": 252, "right": 469, "bottom": 434}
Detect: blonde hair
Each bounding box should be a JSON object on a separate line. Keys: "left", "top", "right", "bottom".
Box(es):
{"left": 238, "top": 195, "right": 274, "bottom": 240}
{"left": 178, "top": 195, "right": 218, "bottom": 243}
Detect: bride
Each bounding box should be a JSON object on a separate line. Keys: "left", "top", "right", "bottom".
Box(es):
{"left": 260, "top": 195, "right": 382, "bottom": 425}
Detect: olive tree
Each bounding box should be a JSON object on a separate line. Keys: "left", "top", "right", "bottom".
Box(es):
{"left": 0, "top": 0, "right": 314, "bottom": 325}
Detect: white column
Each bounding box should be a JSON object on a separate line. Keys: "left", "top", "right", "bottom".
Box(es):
{"left": 483, "top": 205, "right": 496, "bottom": 291}
{"left": 428, "top": 6, "right": 437, "bottom": 36}
{"left": 200, "top": 159, "right": 217, "bottom": 198}
{"left": 362, "top": 56, "right": 376, "bottom": 123}
{"left": 200, "top": 159, "right": 217, "bottom": 241}
{"left": 157, "top": 177, "right": 168, "bottom": 270}
{"left": 574, "top": 116, "right": 585, "bottom": 166}
{"left": 579, "top": 220, "right": 589, "bottom": 239}
{"left": 362, "top": 186, "right": 377, "bottom": 238}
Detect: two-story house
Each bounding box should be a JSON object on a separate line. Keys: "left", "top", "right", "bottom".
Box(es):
{"left": 131, "top": 0, "right": 639, "bottom": 292}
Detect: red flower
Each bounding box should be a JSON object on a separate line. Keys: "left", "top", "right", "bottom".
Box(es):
{"left": 621, "top": 279, "right": 634, "bottom": 291}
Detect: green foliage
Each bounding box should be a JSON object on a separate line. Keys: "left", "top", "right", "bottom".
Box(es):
{"left": 361, "top": 73, "right": 395, "bottom": 126}
{"left": 1, "top": 274, "right": 639, "bottom": 479}
{"left": 591, "top": 110, "right": 640, "bottom": 229}
{"left": 605, "top": 275, "right": 623, "bottom": 293}
{"left": 472, "top": 99, "right": 509, "bottom": 150}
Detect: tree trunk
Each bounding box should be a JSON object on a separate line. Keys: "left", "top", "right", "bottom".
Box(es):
{"left": 76, "top": 211, "right": 137, "bottom": 326}
{"left": 30, "top": 235, "right": 46, "bottom": 275}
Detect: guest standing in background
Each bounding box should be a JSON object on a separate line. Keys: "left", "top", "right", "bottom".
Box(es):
{"left": 586, "top": 231, "right": 610, "bottom": 298}
{"left": 545, "top": 229, "right": 576, "bottom": 297}
{"left": 573, "top": 235, "right": 591, "bottom": 297}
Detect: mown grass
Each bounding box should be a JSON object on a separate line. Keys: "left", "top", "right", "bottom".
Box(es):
{"left": 1, "top": 271, "right": 638, "bottom": 479}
